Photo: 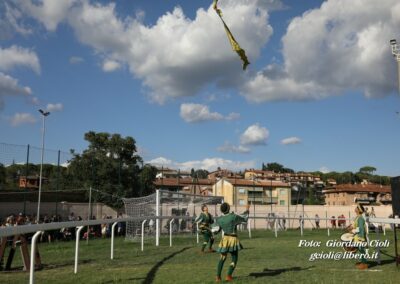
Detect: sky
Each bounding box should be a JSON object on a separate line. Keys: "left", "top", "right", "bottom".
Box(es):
{"left": 1, "top": 0, "right": 400, "bottom": 176}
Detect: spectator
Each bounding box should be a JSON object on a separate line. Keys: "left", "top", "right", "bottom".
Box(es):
{"left": 331, "top": 216, "right": 336, "bottom": 229}
{"left": 68, "top": 212, "right": 75, "bottom": 221}
{"left": 298, "top": 215, "right": 304, "bottom": 229}
{"left": 282, "top": 215, "right": 286, "bottom": 230}
{"left": 117, "top": 212, "right": 125, "bottom": 236}
{"left": 370, "top": 207, "right": 376, "bottom": 218}
{"left": 101, "top": 214, "right": 107, "bottom": 238}
{"left": 338, "top": 214, "right": 346, "bottom": 229}
{"left": 315, "top": 214, "right": 320, "bottom": 229}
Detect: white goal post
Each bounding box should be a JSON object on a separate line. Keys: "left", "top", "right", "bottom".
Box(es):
{"left": 122, "top": 189, "right": 224, "bottom": 245}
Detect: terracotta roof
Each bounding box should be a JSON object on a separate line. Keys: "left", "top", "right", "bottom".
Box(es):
{"left": 154, "top": 178, "right": 214, "bottom": 187}
{"left": 224, "top": 178, "right": 290, "bottom": 187}
{"left": 323, "top": 184, "right": 390, "bottom": 194}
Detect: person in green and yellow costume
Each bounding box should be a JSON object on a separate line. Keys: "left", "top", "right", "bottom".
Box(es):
{"left": 195, "top": 204, "right": 215, "bottom": 253}
{"left": 347, "top": 203, "right": 369, "bottom": 270}
{"left": 212, "top": 202, "right": 250, "bottom": 282}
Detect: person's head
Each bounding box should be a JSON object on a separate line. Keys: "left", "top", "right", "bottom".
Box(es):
{"left": 355, "top": 203, "right": 365, "bottom": 215}
{"left": 201, "top": 204, "right": 208, "bottom": 213}
{"left": 220, "top": 202, "right": 230, "bottom": 214}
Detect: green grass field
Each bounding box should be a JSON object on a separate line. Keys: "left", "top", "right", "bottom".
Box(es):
{"left": 1, "top": 229, "right": 399, "bottom": 283}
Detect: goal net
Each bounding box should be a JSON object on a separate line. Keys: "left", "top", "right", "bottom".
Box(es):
{"left": 122, "top": 190, "right": 223, "bottom": 241}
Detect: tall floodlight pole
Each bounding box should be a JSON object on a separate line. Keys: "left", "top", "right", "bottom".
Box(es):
{"left": 37, "top": 109, "right": 50, "bottom": 223}
{"left": 390, "top": 39, "right": 400, "bottom": 93}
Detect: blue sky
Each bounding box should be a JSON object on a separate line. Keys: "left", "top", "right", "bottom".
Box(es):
{"left": 1, "top": 0, "right": 400, "bottom": 176}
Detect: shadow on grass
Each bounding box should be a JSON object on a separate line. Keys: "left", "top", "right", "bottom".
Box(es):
{"left": 248, "top": 266, "right": 314, "bottom": 278}
{"left": 143, "top": 247, "right": 191, "bottom": 284}
{"left": 42, "top": 259, "right": 94, "bottom": 270}
{"left": 367, "top": 250, "right": 398, "bottom": 268}
{"left": 0, "top": 259, "right": 93, "bottom": 273}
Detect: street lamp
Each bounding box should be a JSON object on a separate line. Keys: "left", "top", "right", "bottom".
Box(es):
{"left": 36, "top": 109, "right": 50, "bottom": 223}
{"left": 390, "top": 38, "right": 400, "bottom": 93}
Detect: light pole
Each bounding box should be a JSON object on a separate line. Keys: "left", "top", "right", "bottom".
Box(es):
{"left": 37, "top": 109, "right": 50, "bottom": 223}
{"left": 390, "top": 39, "right": 400, "bottom": 93}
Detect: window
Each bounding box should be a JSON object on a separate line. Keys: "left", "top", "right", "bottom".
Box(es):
{"left": 280, "top": 200, "right": 285, "bottom": 205}
{"left": 279, "top": 189, "right": 286, "bottom": 195}
{"left": 238, "top": 188, "right": 246, "bottom": 194}
{"left": 239, "top": 199, "right": 245, "bottom": 205}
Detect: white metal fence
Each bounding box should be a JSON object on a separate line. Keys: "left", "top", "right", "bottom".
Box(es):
{"left": 1, "top": 215, "right": 399, "bottom": 284}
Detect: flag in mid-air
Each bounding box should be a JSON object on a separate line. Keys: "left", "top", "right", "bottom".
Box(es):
{"left": 213, "top": 0, "right": 250, "bottom": 70}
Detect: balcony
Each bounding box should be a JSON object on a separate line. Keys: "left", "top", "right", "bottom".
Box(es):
{"left": 248, "top": 197, "right": 278, "bottom": 204}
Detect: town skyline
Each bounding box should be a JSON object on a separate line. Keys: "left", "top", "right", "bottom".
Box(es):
{"left": 1, "top": 0, "right": 400, "bottom": 176}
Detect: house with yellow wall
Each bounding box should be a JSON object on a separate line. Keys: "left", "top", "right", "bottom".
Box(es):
{"left": 213, "top": 178, "right": 291, "bottom": 206}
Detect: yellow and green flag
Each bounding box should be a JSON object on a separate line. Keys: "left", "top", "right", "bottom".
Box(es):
{"left": 213, "top": 0, "right": 250, "bottom": 70}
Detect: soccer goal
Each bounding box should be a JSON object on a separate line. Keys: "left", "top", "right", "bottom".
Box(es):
{"left": 122, "top": 190, "right": 223, "bottom": 243}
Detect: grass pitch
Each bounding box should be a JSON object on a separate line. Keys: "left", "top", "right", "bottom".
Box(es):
{"left": 0, "top": 229, "right": 398, "bottom": 283}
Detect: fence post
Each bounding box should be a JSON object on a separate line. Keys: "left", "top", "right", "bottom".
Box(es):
{"left": 74, "top": 226, "right": 85, "bottom": 274}
{"left": 55, "top": 150, "right": 60, "bottom": 216}
{"left": 24, "top": 144, "right": 30, "bottom": 215}
{"left": 248, "top": 219, "right": 252, "bottom": 239}
{"left": 156, "top": 190, "right": 160, "bottom": 246}
{"left": 300, "top": 216, "right": 304, "bottom": 236}
{"left": 169, "top": 219, "right": 174, "bottom": 247}
{"left": 196, "top": 222, "right": 200, "bottom": 244}
{"left": 29, "top": 231, "right": 42, "bottom": 284}
{"left": 274, "top": 217, "right": 278, "bottom": 238}
{"left": 141, "top": 220, "right": 147, "bottom": 251}
{"left": 87, "top": 187, "right": 92, "bottom": 245}
{"left": 325, "top": 211, "right": 328, "bottom": 229}
{"left": 111, "top": 222, "right": 118, "bottom": 259}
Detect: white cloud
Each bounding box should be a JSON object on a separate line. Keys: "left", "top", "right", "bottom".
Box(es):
{"left": 17, "top": 0, "right": 77, "bottom": 31}
{"left": 226, "top": 112, "right": 240, "bottom": 121}
{"left": 0, "top": 72, "right": 33, "bottom": 111}
{"left": 217, "top": 142, "right": 250, "bottom": 154}
{"left": 319, "top": 166, "right": 330, "bottom": 174}
{"left": 69, "top": 56, "right": 84, "bottom": 64}
{"left": 0, "top": 72, "right": 32, "bottom": 97}
{"left": 147, "top": 156, "right": 256, "bottom": 172}
{"left": 242, "top": 0, "right": 400, "bottom": 102}
{"left": 180, "top": 103, "right": 239, "bottom": 123}
{"left": 240, "top": 124, "right": 269, "bottom": 145}
{"left": 46, "top": 103, "right": 63, "bottom": 112}
{"left": 0, "top": 2, "right": 33, "bottom": 39}
{"left": 281, "top": 136, "right": 302, "bottom": 145}
{"left": 9, "top": 112, "right": 37, "bottom": 126}
{"left": 10, "top": 0, "right": 275, "bottom": 103}
{"left": 147, "top": 157, "right": 174, "bottom": 167}
{"left": 0, "top": 45, "right": 40, "bottom": 74}
{"left": 29, "top": 96, "right": 40, "bottom": 105}
{"left": 65, "top": 0, "right": 272, "bottom": 103}
{"left": 102, "top": 59, "right": 121, "bottom": 72}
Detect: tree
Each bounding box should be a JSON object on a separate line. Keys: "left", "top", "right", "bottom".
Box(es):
{"left": 359, "top": 166, "right": 377, "bottom": 175}
{"left": 263, "top": 162, "right": 294, "bottom": 173}
{"left": 194, "top": 169, "right": 209, "bottom": 179}
{"left": 0, "top": 163, "right": 6, "bottom": 189}
{"left": 139, "top": 164, "right": 158, "bottom": 196}
{"left": 67, "top": 132, "right": 143, "bottom": 208}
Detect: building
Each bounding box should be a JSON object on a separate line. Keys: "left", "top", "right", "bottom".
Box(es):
{"left": 244, "top": 169, "right": 275, "bottom": 180}
{"left": 323, "top": 184, "right": 391, "bottom": 206}
{"left": 243, "top": 169, "right": 325, "bottom": 187}
{"left": 19, "top": 176, "right": 48, "bottom": 189}
{"left": 154, "top": 177, "right": 214, "bottom": 195}
{"left": 207, "top": 169, "right": 242, "bottom": 180}
{"left": 213, "top": 178, "right": 291, "bottom": 206}
{"left": 155, "top": 168, "right": 191, "bottom": 179}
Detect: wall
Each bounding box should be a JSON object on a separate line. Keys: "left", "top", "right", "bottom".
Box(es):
{"left": 0, "top": 201, "right": 119, "bottom": 221}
